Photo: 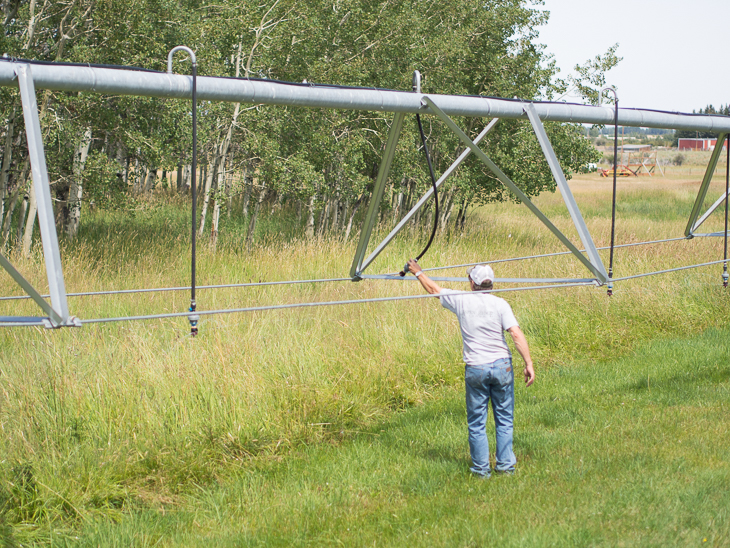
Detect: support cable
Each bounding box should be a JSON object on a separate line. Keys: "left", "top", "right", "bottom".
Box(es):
{"left": 0, "top": 235, "right": 695, "bottom": 303}
{"left": 168, "top": 46, "right": 198, "bottom": 336}
{"left": 0, "top": 236, "right": 695, "bottom": 303}
{"left": 601, "top": 86, "right": 619, "bottom": 296}
{"left": 396, "top": 236, "right": 690, "bottom": 274}
{"left": 611, "top": 259, "right": 728, "bottom": 282}
{"left": 79, "top": 281, "right": 595, "bottom": 325}
{"left": 0, "top": 277, "right": 352, "bottom": 301}
{"left": 717, "top": 135, "right": 730, "bottom": 287}
{"left": 75, "top": 255, "right": 726, "bottom": 326}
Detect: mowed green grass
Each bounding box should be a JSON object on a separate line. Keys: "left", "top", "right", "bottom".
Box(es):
{"left": 1, "top": 171, "right": 730, "bottom": 546}
{"left": 53, "top": 326, "right": 730, "bottom": 547}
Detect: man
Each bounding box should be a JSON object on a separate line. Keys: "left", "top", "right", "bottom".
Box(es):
{"left": 406, "top": 258, "right": 535, "bottom": 478}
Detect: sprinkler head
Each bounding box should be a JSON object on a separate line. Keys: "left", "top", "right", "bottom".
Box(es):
{"left": 607, "top": 280, "right": 614, "bottom": 297}
{"left": 723, "top": 271, "right": 728, "bottom": 288}
{"left": 189, "top": 314, "right": 199, "bottom": 337}
{"left": 189, "top": 301, "right": 199, "bottom": 336}
{"left": 399, "top": 262, "right": 410, "bottom": 277}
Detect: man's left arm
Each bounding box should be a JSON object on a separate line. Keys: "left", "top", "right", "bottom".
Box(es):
{"left": 406, "top": 259, "right": 442, "bottom": 294}
{"left": 508, "top": 325, "right": 535, "bottom": 386}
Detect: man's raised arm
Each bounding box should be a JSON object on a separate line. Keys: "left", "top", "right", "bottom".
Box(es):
{"left": 406, "top": 259, "right": 442, "bottom": 295}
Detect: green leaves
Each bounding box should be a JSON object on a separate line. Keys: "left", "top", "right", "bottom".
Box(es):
{"left": 0, "top": 0, "right": 616, "bottom": 237}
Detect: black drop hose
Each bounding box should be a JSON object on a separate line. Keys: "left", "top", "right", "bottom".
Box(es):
{"left": 400, "top": 114, "right": 439, "bottom": 276}
{"left": 189, "top": 61, "right": 198, "bottom": 335}
{"left": 168, "top": 46, "right": 199, "bottom": 335}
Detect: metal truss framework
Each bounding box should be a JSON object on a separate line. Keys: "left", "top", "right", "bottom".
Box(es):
{"left": 0, "top": 65, "right": 79, "bottom": 328}
{"left": 1, "top": 60, "right": 729, "bottom": 327}
{"left": 352, "top": 97, "right": 613, "bottom": 285}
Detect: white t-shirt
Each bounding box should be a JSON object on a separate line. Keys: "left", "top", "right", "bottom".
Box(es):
{"left": 439, "top": 289, "right": 519, "bottom": 366}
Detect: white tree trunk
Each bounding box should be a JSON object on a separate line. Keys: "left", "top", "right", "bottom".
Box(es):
{"left": 1, "top": 189, "right": 20, "bottom": 248}
{"left": 15, "top": 191, "right": 28, "bottom": 247}
{"left": 0, "top": 106, "right": 16, "bottom": 224}
{"left": 2, "top": 161, "right": 29, "bottom": 247}
{"left": 143, "top": 168, "right": 157, "bottom": 194}
{"left": 344, "top": 195, "right": 365, "bottom": 241}
{"left": 246, "top": 186, "right": 267, "bottom": 246}
{"left": 305, "top": 195, "right": 316, "bottom": 239}
{"left": 241, "top": 173, "right": 251, "bottom": 218}
{"left": 198, "top": 153, "right": 218, "bottom": 236}
{"left": 66, "top": 127, "right": 92, "bottom": 238}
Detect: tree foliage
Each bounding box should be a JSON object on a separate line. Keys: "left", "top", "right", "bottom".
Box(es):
{"left": 0, "top": 0, "right": 612, "bottom": 245}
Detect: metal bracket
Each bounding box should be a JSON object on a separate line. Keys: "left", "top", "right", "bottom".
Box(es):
{"left": 422, "top": 96, "right": 607, "bottom": 284}
{"left": 686, "top": 132, "right": 727, "bottom": 236}
{"left": 0, "top": 64, "right": 75, "bottom": 327}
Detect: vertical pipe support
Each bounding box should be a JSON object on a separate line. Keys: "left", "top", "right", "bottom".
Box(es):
{"left": 685, "top": 132, "right": 727, "bottom": 236}
{"left": 350, "top": 112, "right": 405, "bottom": 279}
{"left": 15, "top": 64, "right": 73, "bottom": 327}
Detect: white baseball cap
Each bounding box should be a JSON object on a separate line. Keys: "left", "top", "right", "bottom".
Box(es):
{"left": 466, "top": 264, "right": 494, "bottom": 285}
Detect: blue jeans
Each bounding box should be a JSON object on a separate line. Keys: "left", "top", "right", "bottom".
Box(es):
{"left": 465, "top": 357, "right": 516, "bottom": 477}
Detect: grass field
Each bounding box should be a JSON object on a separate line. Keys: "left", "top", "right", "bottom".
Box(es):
{"left": 1, "top": 164, "right": 730, "bottom": 546}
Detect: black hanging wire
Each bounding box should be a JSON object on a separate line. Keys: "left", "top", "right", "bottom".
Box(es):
{"left": 400, "top": 71, "right": 439, "bottom": 276}
{"left": 717, "top": 135, "right": 730, "bottom": 287}
{"left": 414, "top": 113, "right": 439, "bottom": 261}
{"left": 604, "top": 87, "right": 619, "bottom": 296}
{"left": 399, "top": 114, "right": 439, "bottom": 276}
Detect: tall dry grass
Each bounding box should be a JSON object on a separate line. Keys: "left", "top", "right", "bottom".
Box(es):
{"left": 1, "top": 172, "right": 729, "bottom": 536}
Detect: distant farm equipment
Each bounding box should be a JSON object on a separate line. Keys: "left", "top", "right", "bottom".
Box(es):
{"left": 600, "top": 144, "right": 664, "bottom": 177}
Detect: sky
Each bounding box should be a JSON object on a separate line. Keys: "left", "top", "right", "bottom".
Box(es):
{"left": 536, "top": 0, "right": 730, "bottom": 114}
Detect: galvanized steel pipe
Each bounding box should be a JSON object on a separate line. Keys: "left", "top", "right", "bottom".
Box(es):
{"left": 0, "top": 61, "right": 729, "bottom": 132}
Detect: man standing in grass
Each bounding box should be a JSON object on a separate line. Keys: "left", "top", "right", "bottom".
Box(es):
{"left": 406, "top": 259, "right": 535, "bottom": 478}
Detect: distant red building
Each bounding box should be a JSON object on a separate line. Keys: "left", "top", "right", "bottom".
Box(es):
{"left": 678, "top": 138, "right": 727, "bottom": 151}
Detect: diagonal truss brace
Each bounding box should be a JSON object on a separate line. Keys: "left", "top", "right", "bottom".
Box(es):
{"left": 350, "top": 112, "right": 405, "bottom": 278}
{"left": 685, "top": 132, "right": 728, "bottom": 236}
{"left": 357, "top": 118, "right": 500, "bottom": 275}
{"left": 523, "top": 103, "right": 607, "bottom": 280}
{"left": 0, "top": 64, "right": 77, "bottom": 327}
{"left": 0, "top": 252, "right": 59, "bottom": 326}
{"left": 422, "top": 96, "right": 607, "bottom": 283}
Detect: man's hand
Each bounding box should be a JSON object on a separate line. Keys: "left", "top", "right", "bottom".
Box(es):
{"left": 524, "top": 362, "right": 535, "bottom": 387}
{"left": 406, "top": 258, "right": 422, "bottom": 275}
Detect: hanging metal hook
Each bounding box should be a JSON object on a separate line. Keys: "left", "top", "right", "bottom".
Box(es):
{"left": 167, "top": 46, "right": 197, "bottom": 72}
{"left": 598, "top": 86, "right": 617, "bottom": 106}
{"left": 412, "top": 70, "right": 421, "bottom": 94}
